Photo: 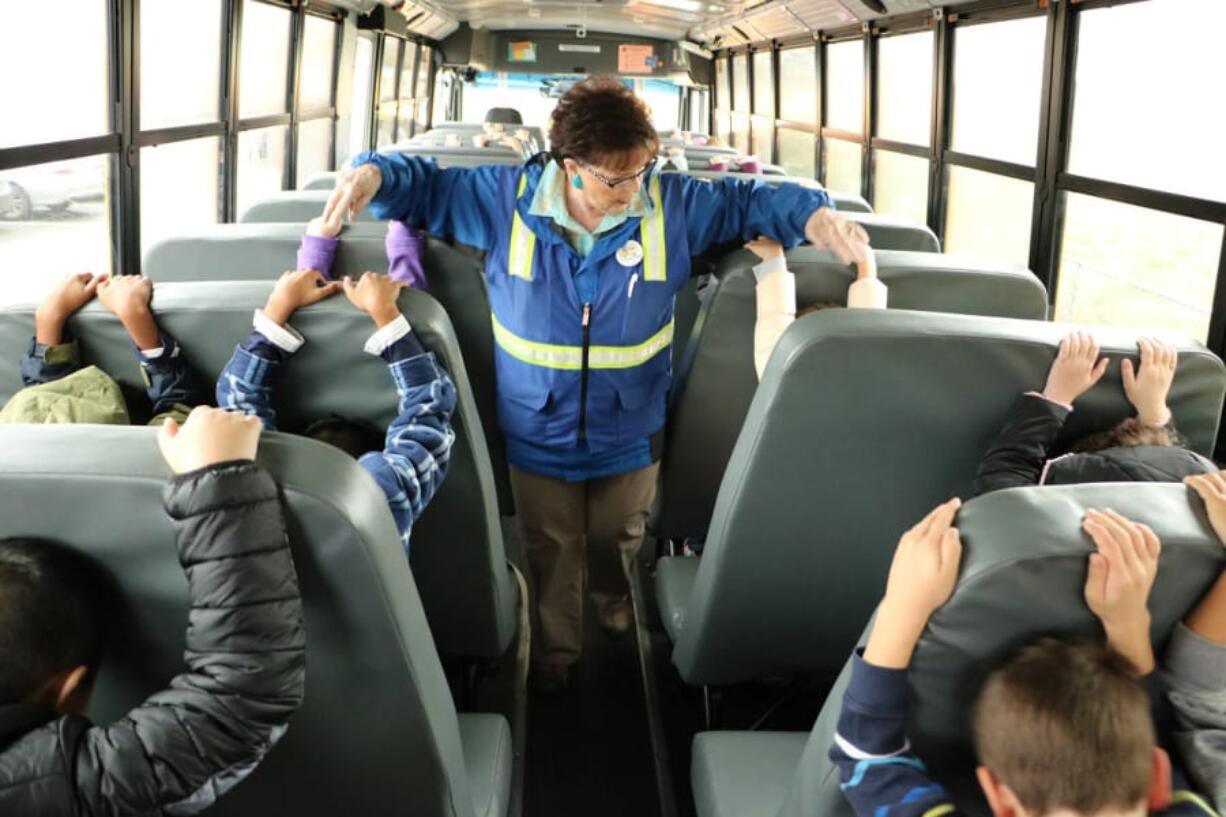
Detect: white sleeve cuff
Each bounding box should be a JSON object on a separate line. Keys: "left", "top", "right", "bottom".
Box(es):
{"left": 364, "top": 313, "right": 412, "bottom": 356}
{"left": 253, "top": 309, "right": 305, "bottom": 353}
{"left": 752, "top": 255, "right": 788, "bottom": 282}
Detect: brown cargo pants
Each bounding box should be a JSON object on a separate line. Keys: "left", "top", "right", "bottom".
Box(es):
{"left": 510, "top": 462, "right": 659, "bottom": 670}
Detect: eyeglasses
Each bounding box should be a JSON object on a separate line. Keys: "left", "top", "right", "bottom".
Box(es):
{"left": 576, "top": 157, "right": 657, "bottom": 189}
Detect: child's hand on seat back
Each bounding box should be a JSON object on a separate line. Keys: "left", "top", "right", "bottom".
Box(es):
{"left": 263, "top": 269, "right": 343, "bottom": 326}
{"left": 863, "top": 498, "right": 963, "bottom": 669}
{"left": 1185, "top": 471, "right": 1226, "bottom": 548}
{"left": 35, "top": 272, "right": 102, "bottom": 345}
{"left": 158, "top": 405, "right": 262, "bottom": 474}
{"left": 1123, "top": 337, "right": 1176, "bottom": 427}
{"left": 1082, "top": 508, "right": 1160, "bottom": 674}
{"left": 1043, "top": 331, "right": 1110, "bottom": 406}
{"left": 343, "top": 271, "right": 403, "bottom": 328}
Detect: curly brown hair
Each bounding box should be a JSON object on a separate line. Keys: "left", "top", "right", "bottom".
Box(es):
{"left": 1069, "top": 416, "right": 1184, "bottom": 453}
{"left": 549, "top": 76, "right": 659, "bottom": 170}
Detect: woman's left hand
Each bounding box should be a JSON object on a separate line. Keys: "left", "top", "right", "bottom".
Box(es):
{"left": 804, "top": 207, "right": 871, "bottom": 266}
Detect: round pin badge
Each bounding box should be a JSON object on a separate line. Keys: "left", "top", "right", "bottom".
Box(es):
{"left": 616, "top": 239, "right": 644, "bottom": 267}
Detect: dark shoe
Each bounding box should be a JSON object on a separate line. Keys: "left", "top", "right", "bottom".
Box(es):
{"left": 597, "top": 597, "right": 634, "bottom": 639}
{"left": 531, "top": 664, "right": 570, "bottom": 696}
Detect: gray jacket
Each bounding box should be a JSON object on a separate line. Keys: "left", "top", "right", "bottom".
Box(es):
{"left": 0, "top": 462, "right": 306, "bottom": 815}
{"left": 1164, "top": 622, "right": 1226, "bottom": 813}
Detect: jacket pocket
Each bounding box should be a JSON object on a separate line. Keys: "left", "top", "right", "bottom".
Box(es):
{"left": 498, "top": 382, "right": 553, "bottom": 441}
{"left": 614, "top": 371, "right": 670, "bottom": 439}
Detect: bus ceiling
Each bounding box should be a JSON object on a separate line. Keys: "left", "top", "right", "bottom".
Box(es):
{"left": 349, "top": 1, "right": 992, "bottom": 56}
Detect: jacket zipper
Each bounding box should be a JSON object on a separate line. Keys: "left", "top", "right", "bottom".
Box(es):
{"left": 578, "top": 302, "right": 592, "bottom": 442}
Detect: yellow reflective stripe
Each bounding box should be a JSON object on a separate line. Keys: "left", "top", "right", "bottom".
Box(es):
{"left": 491, "top": 314, "right": 583, "bottom": 370}
{"left": 507, "top": 174, "right": 535, "bottom": 281}
{"left": 920, "top": 806, "right": 956, "bottom": 817}
{"left": 1171, "top": 791, "right": 1220, "bottom": 817}
{"left": 641, "top": 174, "right": 667, "bottom": 282}
{"left": 590, "top": 319, "right": 673, "bottom": 368}
{"left": 491, "top": 315, "right": 674, "bottom": 371}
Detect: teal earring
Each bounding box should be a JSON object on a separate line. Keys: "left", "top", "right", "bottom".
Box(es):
{"left": 571, "top": 174, "right": 583, "bottom": 190}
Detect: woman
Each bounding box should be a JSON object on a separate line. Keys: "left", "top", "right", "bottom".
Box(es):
{"left": 324, "top": 76, "right": 871, "bottom": 694}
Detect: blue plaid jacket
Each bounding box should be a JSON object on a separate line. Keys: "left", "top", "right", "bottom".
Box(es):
{"left": 216, "top": 329, "right": 456, "bottom": 557}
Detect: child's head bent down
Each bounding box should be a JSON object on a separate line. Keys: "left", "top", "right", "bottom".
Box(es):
{"left": 973, "top": 638, "right": 1167, "bottom": 817}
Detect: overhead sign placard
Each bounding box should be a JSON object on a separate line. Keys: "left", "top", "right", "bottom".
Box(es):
{"left": 507, "top": 41, "right": 537, "bottom": 63}
{"left": 559, "top": 43, "right": 602, "bottom": 54}
{"left": 618, "top": 44, "right": 655, "bottom": 73}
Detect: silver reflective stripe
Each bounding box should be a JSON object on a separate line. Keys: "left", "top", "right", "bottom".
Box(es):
{"left": 507, "top": 174, "right": 536, "bottom": 281}
{"left": 640, "top": 174, "right": 667, "bottom": 282}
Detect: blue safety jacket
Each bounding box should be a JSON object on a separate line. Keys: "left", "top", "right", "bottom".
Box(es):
{"left": 355, "top": 151, "right": 832, "bottom": 457}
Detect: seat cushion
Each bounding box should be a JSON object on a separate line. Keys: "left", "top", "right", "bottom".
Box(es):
{"left": 692, "top": 731, "right": 808, "bottom": 817}
{"left": 656, "top": 556, "right": 700, "bottom": 641}
{"left": 458, "top": 713, "right": 513, "bottom": 817}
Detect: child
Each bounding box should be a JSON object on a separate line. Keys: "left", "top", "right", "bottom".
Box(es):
{"left": 0, "top": 406, "right": 305, "bottom": 815}
{"left": 216, "top": 268, "right": 456, "bottom": 557}
{"left": 1, "top": 273, "right": 207, "bottom": 425}
{"left": 974, "top": 333, "right": 1215, "bottom": 495}
{"left": 297, "top": 207, "right": 428, "bottom": 290}
{"left": 829, "top": 499, "right": 1218, "bottom": 817}
{"left": 1169, "top": 471, "right": 1226, "bottom": 810}
{"left": 749, "top": 236, "right": 886, "bottom": 380}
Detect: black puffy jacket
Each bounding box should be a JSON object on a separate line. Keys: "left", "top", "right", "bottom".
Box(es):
{"left": 0, "top": 461, "right": 306, "bottom": 816}
{"left": 974, "top": 393, "right": 1216, "bottom": 496}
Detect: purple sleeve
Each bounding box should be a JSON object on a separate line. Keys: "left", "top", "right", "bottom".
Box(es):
{"left": 386, "top": 220, "right": 428, "bottom": 290}
{"left": 298, "top": 234, "right": 339, "bottom": 278}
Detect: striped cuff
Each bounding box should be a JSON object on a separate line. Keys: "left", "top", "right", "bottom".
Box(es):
{"left": 253, "top": 310, "right": 305, "bottom": 354}
{"left": 364, "top": 313, "right": 412, "bottom": 356}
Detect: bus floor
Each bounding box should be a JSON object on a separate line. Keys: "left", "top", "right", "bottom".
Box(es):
{"left": 469, "top": 518, "right": 836, "bottom": 817}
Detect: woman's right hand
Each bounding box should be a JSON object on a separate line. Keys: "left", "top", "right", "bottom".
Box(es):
{"left": 323, "top": 163, "right": 383, "bottom": 224}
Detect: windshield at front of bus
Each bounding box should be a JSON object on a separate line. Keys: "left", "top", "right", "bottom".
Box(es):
{"left": 459, "top": 71, "right": 682, "bottom": 133}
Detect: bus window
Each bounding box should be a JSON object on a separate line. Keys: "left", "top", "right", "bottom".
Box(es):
{"left": 944, "top": 165, "right": 1034, "bottom": 267}
{"left": 461, "top": 72, "right": 568, "bottom": 126}
{"left": 872, "top": 31, "right": 932, "bottom": 225}
{"left": 238, "top": 0, "right": 292, "bottom": 119}
{"left": 823, "top": 136, "right": 863, "bottom": 197}
{"left": 778, "top": 46, "right": 816, "bottom": 124}
{"left": 751, "top": 50, "right": 774, "bottom": 158}
{"left": 0, "top": 157, "right": 112, "bottom": 304}
{"left": 1054, "top": 0, "right": 1225, "bottom": 341}
{"left": 141, "top": 138, "right": 222, "bottom": 255}
{"left": 416, "top": 45, "right": 434, "bottom": 134}
{"left": 349, "top": 35, "right": 376, "bottom": 155}
{"left": 140, "top": 0, "right": 223, "bottom": 131}
{"left": 1067, "top": 0, "right": 1224, "bottom": 202}
{"left": 687, "top": 88, "right": 709, "bottom": 135}
{"left": 777, "top": 46, "right": 817, "bottom": 179}
{"left": 731, "top": 54, "right": 750, "bottom": 151}
{"left": 950, "top": 16, "right": 1044, "bottom": 166}
{"left": 300, "top": 15, "right": 338, "bottom": 113}
{"left": 1055, "top": 196, "right": 1222, "bottom": 342}
{"left": 714, "top": 56, "right": 732, "bottom": 143}
{"left": 639, "top": 79, "right": 682, "bottom": 132}
{"left": 872, "top": 150, "right": 928, "bottom": 228}
{"left": 823, "top": 39, "right": 864, "bottom": 194}
{"left": 0, "top": 3, "right": 109, "bottom": 149}
{"left": 236, "top": 126, "right": 288, "bottom": 217}
{"left": 398, "top": 41, "right": 418, "bottom": 140}
{"left": 0, "top": 3, "right": 111, "bottom": 303}
{"left": 943, "top": 15, "right": 1044, "bottom": 266}
{"left": 298, "top": 15, "right": 338, "bottom": 182}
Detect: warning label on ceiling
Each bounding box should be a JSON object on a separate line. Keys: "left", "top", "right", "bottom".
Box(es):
{"left": 618, "top": 44, "right": 655, "bottom": 73}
